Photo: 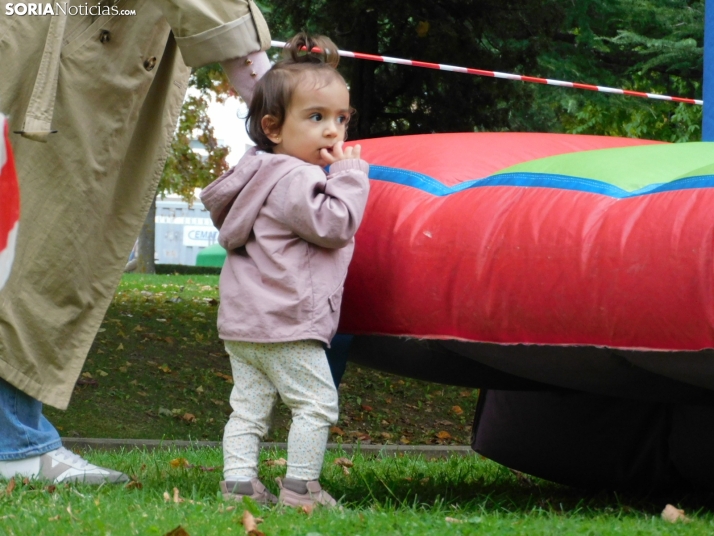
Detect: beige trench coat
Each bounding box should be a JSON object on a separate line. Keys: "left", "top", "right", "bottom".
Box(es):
{"left": 0, "top": 0, "right": 270, "bottom": 409}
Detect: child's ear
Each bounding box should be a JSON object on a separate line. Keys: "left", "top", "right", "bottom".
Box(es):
{"left": 261, "top": 115, "right": 281, "bottom": 143}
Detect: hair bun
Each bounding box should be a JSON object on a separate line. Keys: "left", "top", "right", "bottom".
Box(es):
{"left": 283, "top": 32, "right": 340, "bottom": 69}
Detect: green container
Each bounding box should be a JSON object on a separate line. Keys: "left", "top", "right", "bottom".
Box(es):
{"left": 195, "top": 243, "right": 227, "bottom": 267}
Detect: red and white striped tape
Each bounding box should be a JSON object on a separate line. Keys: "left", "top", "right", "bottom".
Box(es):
{"left": 271, "top": 40, "right": 703, "bottom": 105}
{"left": 0, "top": 114, "right": 20, "bottom": 289}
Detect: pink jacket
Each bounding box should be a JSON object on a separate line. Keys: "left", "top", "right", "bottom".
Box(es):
{"left": 200, "top": 148, "right": 370, "bottom": 345}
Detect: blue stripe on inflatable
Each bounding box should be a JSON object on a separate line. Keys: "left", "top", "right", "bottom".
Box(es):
{"left": 367, "top": 165, "right": 714, "bottom": 199}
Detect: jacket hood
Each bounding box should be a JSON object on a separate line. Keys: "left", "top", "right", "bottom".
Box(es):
{"left": 200, "top": 148, "right": 309, "bottom": 250}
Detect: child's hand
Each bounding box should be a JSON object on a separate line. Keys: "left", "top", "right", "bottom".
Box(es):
{"left": 321, "top": 141, "right": 362, "bottom": 164}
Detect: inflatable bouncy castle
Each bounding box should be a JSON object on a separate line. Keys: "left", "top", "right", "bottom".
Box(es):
{"left": 335, "top": 132, "right": 714, "bottom": 492}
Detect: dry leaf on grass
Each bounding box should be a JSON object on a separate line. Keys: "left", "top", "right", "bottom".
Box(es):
{"left": 300, "top": 504, "right": 314, "bottom": 515}
{"left": 215, "top": 372, "right": 234, "bottom": 383}
{"left": 163, "top": 526, "right": 191, "bottom": 536}
{"left": 330, "top": 426, "right": 345, "bottom": 436}
{"left": 661, "top": 504, "right": 689, "bottom": 523}
{"left": 451, "top": 405, "right": 464, "bottom": 415}
{"left": 436, "top": 430, "right": 452, "bottom": 440}
{"left": 172, "top": 487, "right": 184, "bottom": 503}
{"left": 445, "top": 517, "right": 464, "bottom": 524}
{"left": 48, "top": 515, "right": 60, "bottom": 521}
{"left": 5, "top": 477, "right": 15, "bottom": 495}
{"left": 170, "top": 458, "right": 191, "bottom": 469}
{"left": 125, "top": 478, "right": 143, "bottom": 490}
{"left": 334, "top": 457, "right": 354, "bottom": 468}
{"left": 242, "top": 510, "right": 265, "bottom": 536}
{"left": 263, "top": 457, "right": 287, "bottom": 466}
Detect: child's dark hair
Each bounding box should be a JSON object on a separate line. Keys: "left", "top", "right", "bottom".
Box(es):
{"left": 246, "top": 33, "right": 351, "bottom": 151}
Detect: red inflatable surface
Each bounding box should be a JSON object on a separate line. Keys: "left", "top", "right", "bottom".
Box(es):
{"left": 338, "top": 132, "right": 714, "bottom": 352}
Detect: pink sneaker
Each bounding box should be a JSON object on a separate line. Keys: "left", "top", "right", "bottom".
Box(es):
{"left": 276, "top": 477, "right": 337, "bottom": 508}
{"left": 220, "top": 478, "right": 277, "bottom": 505}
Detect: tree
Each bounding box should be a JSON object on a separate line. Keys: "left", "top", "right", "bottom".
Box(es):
{"left": 263, "top": 0, "right": 703, "bottom": 141}
{"left": 134, "top": 66, "right": 232, "bottom": 273}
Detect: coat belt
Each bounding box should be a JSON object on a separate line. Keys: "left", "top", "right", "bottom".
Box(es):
{"left": 17, "top": 13, "right": 68, "bottom": 142}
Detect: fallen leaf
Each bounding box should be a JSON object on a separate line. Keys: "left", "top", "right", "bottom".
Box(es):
{"left": 242, "top": 510, "right": 265, "bottom": 536}
{"left": 182, "top": 413, "right": 196, "bottom": 423}
{"left": 125, "top": 478, "right": 143, "bottom": 490}
{"left": 199, "top": 466, "right": 218, "bottom": 472}
{"left": 400, "top": 436, "right": 411, "bottom": 445}
{"left": 196, "top": 386, "right": 204, "bottom": 394}
{"left": 215, "top": 372, "right": 234, "bottom": 383}
{"left": 330, "top": 426, "right": 345, "bottom": 436}
{"left": 300, "top": 504, "right": 314, "bottom": 515}
{"left": 165, "top": 337, "right": 175, "bottom": 345}
{"left": 342, "top": 466, "right": 350, "bottom": 475}
{"left": 81, "top": 372, "right": 93, "bottom": 379}
{"left": 361, "top": 404, "right": 373, "bottom": 412}
{"left": 662, "top": 504, "right": 689, "bottom": 523}
{"left": 158, "top": 364, "right": 172, "bottom": 373}
{"left": 436, "top": 430, "right": 452, "bottom": 440}
{"left": 163, "top": 491, "right": 171, "bottom": 502}
{"left": 263, "top": 457, "right": 287, "bottom": 466}
{"left": 381, "top": 432, "right": 393, "bottom": 439}
{"left": 97, "top": 370, "right": 109, "bottom": 377}
{"left": 5, "top": 478, "right": 15, "bottom": 495}
{"left": 172, "top": 487, "right": 184, "bottom": 503}
{"left": 116, "top": 343, "right": 124, "bottom": 351}
{"left": 334, "top": 457, "right": 354, "bottom": 468}
{"left": 48, "top": 515, "right": 60, "bottom": 521}
{"left": 169, "top": 458, "right": 191, "bottom": 469}
{"left": 45, "top": 484, "right": 56, "bottom": 493}
{"left": 451, "top": 405, "right": 464, "bottom": 415}
{"left": 445, "top": 517, "right": 464, "bottom": 524}
{"left": 163, "top": 526, "right": 190, "bottom": 536}
{"left": 460, "top": 390, "right": 472, "bottom": 397}
{"left": 119, "top": 366, "right": 128, "bottom": 373}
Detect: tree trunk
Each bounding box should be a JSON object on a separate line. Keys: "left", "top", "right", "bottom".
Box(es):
{"left": 349, "top": 10, "right": 378, "bottom": 140}
{"left": 136, "top": 194, "right": 156, "bottom": 274}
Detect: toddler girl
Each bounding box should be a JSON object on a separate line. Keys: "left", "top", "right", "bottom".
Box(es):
{"left": 200, "top": 33, "right": 370, "bottom": 508}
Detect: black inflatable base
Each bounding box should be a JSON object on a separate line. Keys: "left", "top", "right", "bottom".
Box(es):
{"left": 472, "top": 389, "right": 714, "bottom": 492}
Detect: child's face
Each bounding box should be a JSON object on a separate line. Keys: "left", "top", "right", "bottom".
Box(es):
{"left": 265, "top": 77, "right": 351, "bottom": 167}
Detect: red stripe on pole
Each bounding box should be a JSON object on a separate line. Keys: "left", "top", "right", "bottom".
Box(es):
{"left": 272, "top": 40, "right": 702, "bottom": 105}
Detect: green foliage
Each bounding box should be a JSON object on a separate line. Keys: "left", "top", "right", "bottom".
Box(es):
{"left": 263, "top": 0, "right": 704, "bottom": 141}
{"left": 158, "top": 65, "right": 233, "bottom": 203}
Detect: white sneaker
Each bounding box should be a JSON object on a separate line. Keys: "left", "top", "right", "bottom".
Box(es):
{"left": 0, "top": 447, "right": 129, "bottom": 484}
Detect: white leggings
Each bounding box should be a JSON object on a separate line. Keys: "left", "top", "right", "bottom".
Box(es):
{"left": 223, "top": 340, "right": 339, "bottom": 481}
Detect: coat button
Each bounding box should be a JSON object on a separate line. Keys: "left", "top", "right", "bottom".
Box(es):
{"left": 144, "top": 57, "right": 157, "bottom": 71}
{"left": 99, "top": 29, "right": 110, "bottom": 43}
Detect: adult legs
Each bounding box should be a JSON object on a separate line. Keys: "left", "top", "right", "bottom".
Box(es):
{"left": 0, "top": 377, "right": 128, "bottom": 483}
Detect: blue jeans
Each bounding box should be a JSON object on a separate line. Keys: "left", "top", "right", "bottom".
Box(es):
{"left": 0, "top": 377, "right": 61, "bottom": 460}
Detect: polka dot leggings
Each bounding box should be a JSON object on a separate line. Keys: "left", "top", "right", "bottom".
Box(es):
{"left": 223, "top": 340, "right": 339, "bottom": 481}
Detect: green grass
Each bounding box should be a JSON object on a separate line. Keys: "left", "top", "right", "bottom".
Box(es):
{"left": 45, "top": 274, "right": 478, "bottom": 445}
{"left": 1, "top": 449, "right": 712, "bottom": 535}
